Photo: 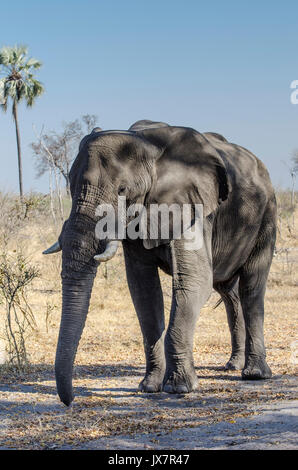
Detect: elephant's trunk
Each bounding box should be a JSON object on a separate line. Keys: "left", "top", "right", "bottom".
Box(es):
{"left": 54, "top": 210, "right": 100, "bottom": 406}
{"left": 55, "top": 276, "right": 95, "bottom": 406}
{"left": 53, "top": 184, "right": 119, "bottom": 405}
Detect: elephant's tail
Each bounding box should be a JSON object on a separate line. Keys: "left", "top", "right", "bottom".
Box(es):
{"left": 213, "top": 298, "right": 223, "bottom": 310}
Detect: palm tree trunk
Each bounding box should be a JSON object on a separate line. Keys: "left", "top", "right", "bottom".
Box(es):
{"left": 12, "top": 100, "right": 23, "bottom": 200}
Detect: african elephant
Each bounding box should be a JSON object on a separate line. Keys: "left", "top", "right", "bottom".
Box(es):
{"left": 44, "top": 120, "right": 276, "bottom": 406}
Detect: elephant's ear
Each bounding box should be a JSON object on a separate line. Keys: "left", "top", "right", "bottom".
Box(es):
{"left": 139, "top": 126, "right": 231, "bottom": 248}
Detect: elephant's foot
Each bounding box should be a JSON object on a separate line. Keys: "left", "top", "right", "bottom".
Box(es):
{"left": 138, "top": 370, "right": 164, "bottom": 393}
{"left": 224, "top": 352, "right": 245, "bottom": 371}
{"left": 241, "top": 356, "right": 272, "bottom": 380}
{"left": 163, "top": 366, "right": 198, "bottom": 394}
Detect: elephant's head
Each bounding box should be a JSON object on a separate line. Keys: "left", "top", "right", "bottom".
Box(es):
{"left": 44, "top": 124, "right": 230, "bottom": 406}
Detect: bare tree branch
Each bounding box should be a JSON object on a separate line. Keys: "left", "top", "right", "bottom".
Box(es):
{"left": 31, "top": 115, "right": 98, "bottom": 191}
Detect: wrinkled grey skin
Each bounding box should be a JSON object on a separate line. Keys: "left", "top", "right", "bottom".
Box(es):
{"left": 50, "top": 120, "right": 276, "bottom": 406}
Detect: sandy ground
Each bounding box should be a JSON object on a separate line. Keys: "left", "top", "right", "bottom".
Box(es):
{"left": 0, "top": 365, "right": 297, "bottom": 450}
{"left": 75, "top": 401, "right": 298, "bottom": 450}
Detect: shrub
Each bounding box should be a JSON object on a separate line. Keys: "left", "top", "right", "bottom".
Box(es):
{"left": 0, "top": 252, "right": 39, "bottom": 369}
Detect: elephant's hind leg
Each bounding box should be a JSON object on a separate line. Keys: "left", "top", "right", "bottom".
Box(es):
{"left": 215, "top": 278, "right": 246, "bottom": 371}
{"left": 239, "top": 199, "right": 276, "bottom": 380}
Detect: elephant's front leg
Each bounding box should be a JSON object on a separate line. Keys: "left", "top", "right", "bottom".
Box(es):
{"left": 163, "top": 240, "right": 213, "bottom": 394}
{"left": 123, "top": 242, "right": 166, "bottom": 392}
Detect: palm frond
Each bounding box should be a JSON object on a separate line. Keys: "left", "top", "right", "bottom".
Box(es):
{"left": 24, "top": 57, "right": 42, "bottom": 70}
{"left": 11, "top": 45, "right": 28, "bottom": 66}
{"left": 0, "top": 79, "right": 7, "bottom": 109}
{"left": 25, "top": 78, "right": 44, "bottom": 107}
{"left": 5, "top": 79, "right": 17, "bottom": 99}
{"left": 0, "top": 47, "right": 12, "bottom": 67}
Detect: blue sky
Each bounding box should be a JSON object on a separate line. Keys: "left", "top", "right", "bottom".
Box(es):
{"left": 0, "top": 0, "right": 297, "bottom": 192}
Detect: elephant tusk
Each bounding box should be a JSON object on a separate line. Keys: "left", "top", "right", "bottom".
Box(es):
{"left": 94, "top": 240, "right": 119, "bottom": 262}
{"left": 43, "top": 241, "right": 61, "bottom": 255}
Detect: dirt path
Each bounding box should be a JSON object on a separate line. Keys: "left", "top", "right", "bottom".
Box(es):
{"left": 72, "top": 401, "right": 298, "bottom": 450}
{"left": 0, "top": 365, "right": 297, "bottom": 450}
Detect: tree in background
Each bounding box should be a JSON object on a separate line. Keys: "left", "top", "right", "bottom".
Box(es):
{"left": 31, "top": 115, "right": 98, "bottom": 221}
{"left": 0, "top": 45, "right": 44, "bottom": 199}
{"left": 291, "top": 151, "right": 298, "bottom": 206}
{"left": 31, "top": 115, "right": 98, "bottom": 193}
{"left": 278, "top": 153, "right": 298, "bottom": 239}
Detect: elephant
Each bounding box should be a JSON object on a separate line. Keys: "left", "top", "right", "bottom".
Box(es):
{"left": 43, "top": 119, "right": 277, "bottom": 406}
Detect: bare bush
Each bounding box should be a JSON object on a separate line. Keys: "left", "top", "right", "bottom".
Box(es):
{"left": 0, "top": 192, "right": 24, "bottom": 245}
{"left": 0, "top": 191, "right": 51, "bottom": 246}
{"left": 0, "top": 252, "right": 40, "bottom": 369}
{"left": 276, "top": 189, "right": 297, "bottom": 239}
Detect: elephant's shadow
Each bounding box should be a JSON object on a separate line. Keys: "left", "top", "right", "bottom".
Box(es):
{"left": 0, "top": 363, "right": 252, "bottom": 401}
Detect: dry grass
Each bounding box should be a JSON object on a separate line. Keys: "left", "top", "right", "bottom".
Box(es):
{"left": 0, "top": 196, "right": 297, "bottom": 449}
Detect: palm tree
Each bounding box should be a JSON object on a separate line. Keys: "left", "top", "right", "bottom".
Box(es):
{"left": 0, "top": 45, "right": 44, "bottom": 199}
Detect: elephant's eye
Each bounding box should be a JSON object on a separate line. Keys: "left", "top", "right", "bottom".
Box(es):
{"left": 118, "top": 185, "right": 127, "bottom": 195}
